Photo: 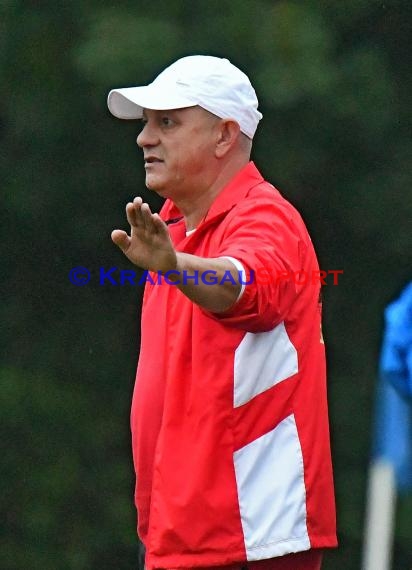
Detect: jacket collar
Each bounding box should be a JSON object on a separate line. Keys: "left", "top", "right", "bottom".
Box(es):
{"left": 160, "top": 162, "right": 264, "bottom": 225}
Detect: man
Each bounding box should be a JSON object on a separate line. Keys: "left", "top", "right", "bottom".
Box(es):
{"left": 107, "top": 55, "right": 337, "bottom": 570}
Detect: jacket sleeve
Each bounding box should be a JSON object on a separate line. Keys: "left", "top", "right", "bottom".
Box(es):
{"left": 203, "top": 195, "right": 310, "bottom": 332}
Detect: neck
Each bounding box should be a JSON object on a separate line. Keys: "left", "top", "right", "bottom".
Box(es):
{"left": 175, "top": 156, "right": 250, "bottom": 231}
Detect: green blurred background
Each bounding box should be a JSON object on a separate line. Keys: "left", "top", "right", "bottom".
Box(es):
{"left": 1, "top": 1, "right": 411, "bottom": 568}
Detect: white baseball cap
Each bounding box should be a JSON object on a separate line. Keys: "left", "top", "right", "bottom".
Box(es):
{"left": 107, "top": 55, "right": 262, "bottom": 139}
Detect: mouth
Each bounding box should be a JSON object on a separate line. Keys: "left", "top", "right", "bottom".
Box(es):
{"left": 144, "top": 156, "right": 163, "bottom": 167}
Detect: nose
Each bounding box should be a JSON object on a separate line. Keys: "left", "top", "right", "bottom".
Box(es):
{"left": 136, "top": 121, "right": 159, "bottom": 148}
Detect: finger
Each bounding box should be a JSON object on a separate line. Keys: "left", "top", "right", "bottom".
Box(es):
{"left": 126, "top": 197, "right": 143, "bottom": 228}
{"left": 140, "top": 202, "right": 157, "bottom": 232}
{"left": 152, "top": 213, "right": 170, "bottom": 238}
{"left": 132, "top": 196, "right": 145, "bottom": 228}
{"left": 126, "top": 202, "right": 140, "bottom": 228}
{"left": 111, "top": 229, "right": 131, "bottom": 252}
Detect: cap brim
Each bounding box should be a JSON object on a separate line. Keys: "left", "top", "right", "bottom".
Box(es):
{"left": 107, "top": 86, "right": 197, "bottom": 119}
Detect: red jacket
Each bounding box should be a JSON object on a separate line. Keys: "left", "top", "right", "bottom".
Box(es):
{"left": 131, "top": 162, "right": 337, "bottom": 569}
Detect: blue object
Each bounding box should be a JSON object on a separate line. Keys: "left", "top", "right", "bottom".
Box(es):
{"left": 373, "top": 282, "right": 412, "bottom": 491}
{"left": 381, "top": 282, "right": 412, "bottom": 399}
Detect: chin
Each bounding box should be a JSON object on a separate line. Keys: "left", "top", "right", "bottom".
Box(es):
{"left": 145, "top": 177, "right": 170, "bottom": 196}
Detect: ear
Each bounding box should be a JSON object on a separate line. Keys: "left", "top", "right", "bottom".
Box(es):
{"left": 215, "top": 120, "right": 241, "bottom": 158}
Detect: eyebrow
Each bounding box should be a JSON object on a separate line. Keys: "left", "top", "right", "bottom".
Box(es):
{"left": 142, "top": 108, "right": 183, "bottom": 118}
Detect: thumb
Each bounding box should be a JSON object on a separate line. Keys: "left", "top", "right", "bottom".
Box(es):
{"left": 111, "top": 230, "right": 131, "bottom": 253}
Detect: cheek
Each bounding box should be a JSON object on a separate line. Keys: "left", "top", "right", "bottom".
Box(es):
{"left": 183, "top": 139, "right": 213, "bottom": 171}
{"left": 168, "top": 148, "right": 199, "bottom": 179}
{"left": 165, "top": 132, "right": 214, "bottom": 180}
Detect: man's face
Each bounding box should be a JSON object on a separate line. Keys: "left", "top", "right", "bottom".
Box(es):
{"left": 136, "top": 106, "right": 220, "bottom": 198}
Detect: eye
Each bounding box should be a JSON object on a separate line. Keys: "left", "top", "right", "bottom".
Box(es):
{"left": 161, "top": 116, "right": 174, "bottom": 127}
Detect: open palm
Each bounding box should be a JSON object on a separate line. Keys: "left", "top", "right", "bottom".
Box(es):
{"left": 111, "top": 197, "right": 177, "bottom": 273}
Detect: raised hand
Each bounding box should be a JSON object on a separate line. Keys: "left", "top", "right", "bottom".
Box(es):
{"left": 111, "top": 197, "right": 177, "bottom": 273}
